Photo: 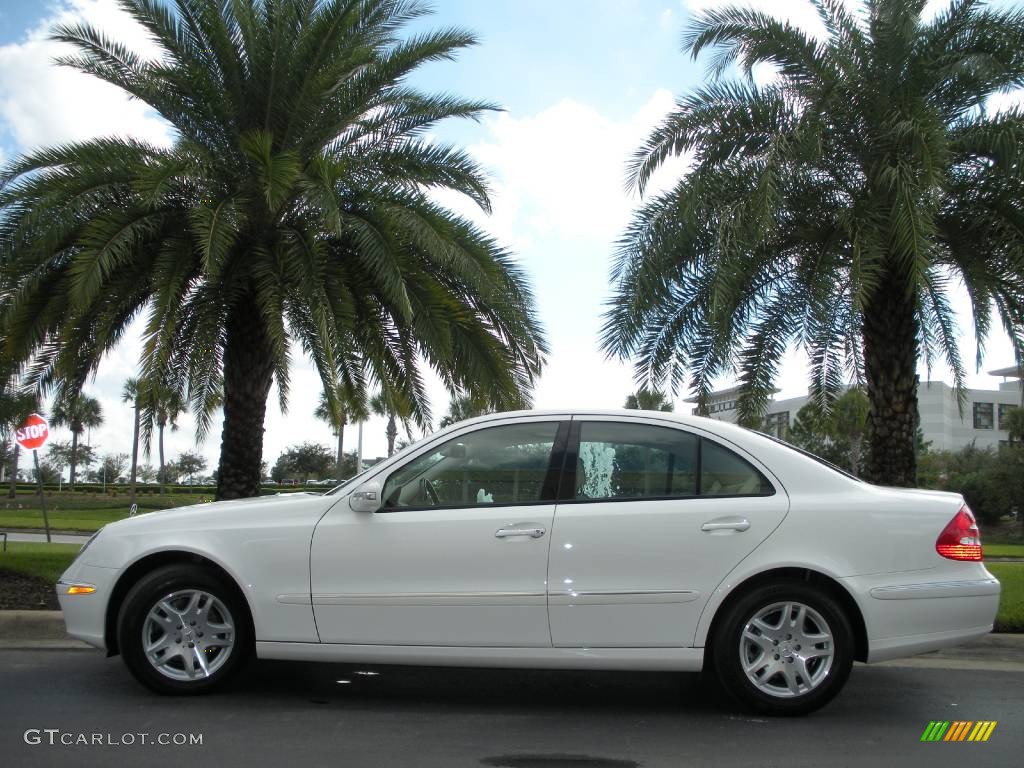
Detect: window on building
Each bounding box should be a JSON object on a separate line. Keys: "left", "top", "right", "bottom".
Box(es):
{"left": 998, "top": 403, "right": 1018, "bottom": 431}
{"left": 764, "top": 412, "right": 790, "bottom": 439}
{"left": 973, "top": 402, "right": 994, "bottom": 430}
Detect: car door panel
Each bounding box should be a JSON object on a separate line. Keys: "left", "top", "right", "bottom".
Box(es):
{"left": 547, "top": 417, "right": 789, "bottom": 648}
{"left": 309, "top": 417, "right": 565, "bottom": 647}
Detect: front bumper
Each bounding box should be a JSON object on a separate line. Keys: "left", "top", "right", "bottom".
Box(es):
{"left": 56, "top": 561, "right": 120, "bottom": 650}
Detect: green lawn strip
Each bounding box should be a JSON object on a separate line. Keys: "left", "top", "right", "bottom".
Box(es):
{"left": 0, "top": 542, "right": 81, "bottom": 584}
{"left": 985, "top": 543, "right": 1024, "bottom": 559}
{"left": 988, "top": 563, "right": 1024, "bottom": 633}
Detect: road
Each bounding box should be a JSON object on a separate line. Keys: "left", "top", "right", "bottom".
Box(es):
{"left": 2, "top": 530, "right": 90, "bottom": 545}
{"left": 0, "top": 649, "right": 1021, "bottom": 768}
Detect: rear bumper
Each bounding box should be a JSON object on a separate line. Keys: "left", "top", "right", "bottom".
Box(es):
{"left": 841, "top": 572, "right": 1000, "bottom": 663}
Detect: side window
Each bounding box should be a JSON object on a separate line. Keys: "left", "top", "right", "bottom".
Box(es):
{"left": 701, "top": 440, "right": 773, "bottom": 496}
{"left": 382, "top": 422, "right": 559, "bottom": 509}
{"left": 576, "top": 422, "right": 698, "bottom": 500}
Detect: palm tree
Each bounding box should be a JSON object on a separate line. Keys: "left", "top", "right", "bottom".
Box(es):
{"left": 602, "top": 0, "right": 1024, "bottom": 486}
{"left": 50, "top": 393, "right": 103, "bottom": 488}
{"left": 0, "top": 0, "right": 546, "bottom": 500}
{"left": 439, "top": 393, "right": 493, "bottom": 429}
{"left": 624, "top": 389, "right": 673, "bottom": 412}
{"left": 314, "top": 385, "right": 366, "bottom": 480}
{"left": 136, "top": 379, "right": 186, "bottom": 488}
{"left": 122, "top": 377, "right": 141, "bottom": 503}
{"left": 369, "top": 387, "right": 414, "bottom": 457}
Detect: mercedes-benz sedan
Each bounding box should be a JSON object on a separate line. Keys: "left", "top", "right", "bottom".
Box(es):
{"left": 58, "top": 410, "right": 1000, "bottom": 714}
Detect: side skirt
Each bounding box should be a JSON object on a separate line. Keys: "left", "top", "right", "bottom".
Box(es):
{"left": 256, "top": 642, "right": 704, "bottom": 671}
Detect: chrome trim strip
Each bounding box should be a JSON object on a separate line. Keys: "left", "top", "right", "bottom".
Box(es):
{"left": 276, "top": 593, "right": 312, "bottom": 605}
{"left": 310, "top": 591, "right": 547, "bottom": 606}
{"left": 869, "top": 578, "right": 1001, "bottom": 601}
{"left": 550, "top": 589, "right": 701, "bottom": 606}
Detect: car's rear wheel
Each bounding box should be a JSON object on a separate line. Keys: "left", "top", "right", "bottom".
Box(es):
{"left": 117, "top": 563, "right": 252, "bottom": 694}
{"left": 711, "top": 581, "right": 854, "bottom": 716}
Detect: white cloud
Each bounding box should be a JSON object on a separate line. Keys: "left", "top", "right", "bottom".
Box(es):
{"left": 0, "top": 0, "right": 170, "bottom": 151}
{"left": 660, "top": 8, "right": 675, "bottom": 30}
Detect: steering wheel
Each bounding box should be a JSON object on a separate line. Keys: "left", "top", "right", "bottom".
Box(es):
{"left": 419, "top": 477, "right": 440, "bottom": 506}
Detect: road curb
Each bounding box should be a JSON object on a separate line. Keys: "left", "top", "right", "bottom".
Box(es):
{"left": 0, "top": 610, "right": 69, "bottom": 640}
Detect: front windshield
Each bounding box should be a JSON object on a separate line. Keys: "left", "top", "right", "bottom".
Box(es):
{"left": 322, "top": 432, "right": 434, "bottom": 495}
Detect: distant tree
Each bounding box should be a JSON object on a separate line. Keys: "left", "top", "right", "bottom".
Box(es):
{"left": 29, "top": 459, "right": 61, "bottom": 485}
{"left": 122, "top": 377, "right": 142, "bottom": 502}
{"left": 271, "top": 443, "right": 335, "bottom": 483}
{"left": 787, "top": 388, "right": 870, "bottom": 475}
{"left": 47, "top": 440, "right": 98, "bottom": 483}
{"left": 370, "top": 387, "right": 414, "bottom": 457}
{"left": 0, "top": 375, "right": 37, "bottom": 498}
{"left": 439, "top": 394, "right": 493, "bottom": 429}
{"left": 315, "top": 387, "right": 367, "bottom": 481}
{"left": 175, "top": 451, "right": 207, "bottom": 484}
{"left": 50, "top": 393, "right": 103, "bottom": 488}
{"left": 624, "top": 389, "right": 673, "bottom": 412}
{"left": 918, "top": 444, "right": 1024, "bottom": 526}
{"left": 1005, "top": 407, "right": 1024, "bottom": 445}
{"left": 137, "top": 380, "right": 186, "bottom": 492}
{"left": 89, "top": 453, "right": 129, "bottom": 484}
{"left": 136, "top": 464, "right": 157, "bottom": 484}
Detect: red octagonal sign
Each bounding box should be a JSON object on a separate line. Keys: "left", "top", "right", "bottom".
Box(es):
{"left": 15, "top": 413, "right": 50, "bottom": 451}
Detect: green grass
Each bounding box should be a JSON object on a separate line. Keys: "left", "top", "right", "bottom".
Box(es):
{"left": 985, "top": 543, "right": 1024, "bottom": 559}
{"left": 988, "top": 563, "right": 1024, "bottom": 633}
{"left": 0, "top": 542, "right": 80, "bottom": 584}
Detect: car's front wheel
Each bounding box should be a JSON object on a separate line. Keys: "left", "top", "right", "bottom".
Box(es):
{"left": 710, "top": 581, "right": 854, "bottom": 716}
{"left": 117, "top": 563, "right": 252, "bottom": 694}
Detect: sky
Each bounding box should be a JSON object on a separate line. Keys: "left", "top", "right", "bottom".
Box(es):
{"left": 0, "top": 0, "right": 1022, "bottom": 478}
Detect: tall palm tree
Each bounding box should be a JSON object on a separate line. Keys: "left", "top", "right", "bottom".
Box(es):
{"left": 602, "top": 0, "right": 1024, "bottom": 486}
{"left": 314, "top": 385, "right": 366, "bottom": 479}
{"left": 369, "top": 387, "right": 413, "bottom": 457}
{"left": 50, "top": 393, "right": 103, "bottom": 488}
{"left": 624, "top": 389, "right": 673, "bottom": 412}
{"left": 0, "top": 0, "right": 546, "bottom": 500}
{"left": 136, "top": 379, "right": 186, "bottom": 487}
{"left": 122, "top": 377, "right": 141, "bottom": 503}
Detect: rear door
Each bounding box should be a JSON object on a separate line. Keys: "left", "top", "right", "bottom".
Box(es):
{"left": 547, "top": 416, "right": 789, "bottom": 647}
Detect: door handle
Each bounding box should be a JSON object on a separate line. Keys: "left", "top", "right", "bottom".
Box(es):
{"left": 495, "top": 525, "right": 546, "bottom": 539}
{"left": 701, "top": 518, "right": 750, "bottom": 532}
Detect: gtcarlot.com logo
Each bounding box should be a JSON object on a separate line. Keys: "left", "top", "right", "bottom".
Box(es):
{"left": 24, "top": 729, "right": 203, "bottom": 746}
{"left": 920, "top": 721, "right": 997, "bottom": 742}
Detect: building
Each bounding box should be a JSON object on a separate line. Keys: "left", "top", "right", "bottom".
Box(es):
{"left": 687, "top": 367, "right": 1024, "bottom": 452}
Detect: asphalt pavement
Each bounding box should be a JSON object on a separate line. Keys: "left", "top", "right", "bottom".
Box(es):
{"left": 1, "top": 648, "right": 1021, "bottom": 768}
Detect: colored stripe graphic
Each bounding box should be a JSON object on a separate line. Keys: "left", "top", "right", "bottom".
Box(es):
{"left": 921, "top": 722, "right": 949, "bottom": 741}
{"left": 920, "top": 721, "right": 996, "bottom": 742}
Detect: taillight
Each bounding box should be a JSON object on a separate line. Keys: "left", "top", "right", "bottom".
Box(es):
{"left": 936, "top": 504, "right": 983, "bottom": 561}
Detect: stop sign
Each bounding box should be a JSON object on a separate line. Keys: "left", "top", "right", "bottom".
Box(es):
{"left": 15, "top": 413, "right": 50, "bottom": 451}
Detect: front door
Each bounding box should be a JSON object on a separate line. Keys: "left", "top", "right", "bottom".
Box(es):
{"left": 310, "top": 418, "right": 566, "bottom": 646}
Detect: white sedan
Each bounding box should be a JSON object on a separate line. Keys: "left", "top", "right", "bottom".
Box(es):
{"left": 58, "top": 410, "right": 1000, "bottom": 714}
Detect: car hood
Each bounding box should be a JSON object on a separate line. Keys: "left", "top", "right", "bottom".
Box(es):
{"left": 103, "top": 491, "right": 332, "bottom": 533}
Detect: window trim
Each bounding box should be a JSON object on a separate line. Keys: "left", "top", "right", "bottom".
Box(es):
{"left": 559, "top": 419, "right": 775, "bottom": 505}
{"left": 376, "top": 419, "right": 570, "bottom": 513}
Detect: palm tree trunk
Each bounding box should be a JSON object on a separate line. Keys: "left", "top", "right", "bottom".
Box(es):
{"left": 386, "top": 415, "right": 397, "bottom": 457}
{"left": 216, "top": 292, "right": 275, "bottom": 500}
{"left": 129, "top": 402, "right": 140, "bottom": 504}
{"left": 335, "top": 419, "right": 345, "bottom": 479}
{"left": 7, "top": 444, "right": 18, "bottom": 498}
{"left": 862, "top": 275, "right": 919, "bottom": 487}
{"left": 69, "top": 431, "right": 78, "bottom": 489}
{"left": 158, "top": 424, "right": 165, "bottom": 492}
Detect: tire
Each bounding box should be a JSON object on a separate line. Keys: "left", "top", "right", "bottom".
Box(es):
{"left": 117, "top": 563, "right": 252, "bottom": 695}
{"left": 710, "top": 581, "right": 854, "bottom": 716}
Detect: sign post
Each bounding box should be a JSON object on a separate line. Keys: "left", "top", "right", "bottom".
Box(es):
{"left": 15, "top": 413, "right": 51, "bottom": 543}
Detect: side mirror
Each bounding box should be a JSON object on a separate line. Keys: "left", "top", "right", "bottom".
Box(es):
{"left": 349, "top": 480, "right": 383, "bottom": 513}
